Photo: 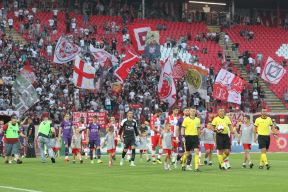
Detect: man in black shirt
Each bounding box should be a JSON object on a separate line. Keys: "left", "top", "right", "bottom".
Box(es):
{"left": 26, "top": 117, "right": 36, "bottom": 158}
{"left": 119, "top": 111, "right": 139, "bottom": 167}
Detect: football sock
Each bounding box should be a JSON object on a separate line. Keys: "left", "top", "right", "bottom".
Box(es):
{"left": 261, "top": 153, "right": 268, "bottom": 165}
{"left": 195, "top": 154, "right": 199, "bottom": 170}
{"left": 151, "top": 150, "right": 156, "bottom": 160}
{"left": 217, "top": 154, "right": 224, "bottom": 167}
{"left": 131, "top": 149, "right": 136, "bottom": 161}
{"left": 187, "top": 154, "right": 192, "bottom": 165}
{"left": 177, "top": 154, "right": 182, "bottom": 161}
{"left": 90, "top": 149, "right": 93, "bottom": 160}
{"left": 65, "top": 147, "right": 69, "bottom": 156}
{"left": 96, "top": 149, "right": 101, "bottom": 159}
{"left": 122, "top": 150, "right": 127, "bottom": 159}
{"left": 158, "top": 149, "right": 163, "bottom": 159}
{"left": 223, "top": 154, "right": 228, "bottom": 160}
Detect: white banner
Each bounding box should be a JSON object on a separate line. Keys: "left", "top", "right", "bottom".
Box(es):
{"left": 261, "top": 57, "right": 286, "bottom": 84}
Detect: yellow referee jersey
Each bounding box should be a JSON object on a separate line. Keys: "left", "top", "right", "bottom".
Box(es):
{"left": 254, "top": 116, "right": 273, "bottom": 136}
{"left": 211, "top": 116, "right": 231, "bottom": 134}
{"left": 182, "top": 117, "right": 201, "bottom": 136}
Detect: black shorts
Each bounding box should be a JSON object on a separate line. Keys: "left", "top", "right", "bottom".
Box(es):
{"left": 123, "top": 137, "right": 135, "bottom": 149}
{"left": 184, "top": 135, "right": 199, "bottom": 151}
{"left": 258, "top": 135, "right": 270, "bottom": 150}
{"left": 216, "top": 134, "right": 231, "bottom": 150}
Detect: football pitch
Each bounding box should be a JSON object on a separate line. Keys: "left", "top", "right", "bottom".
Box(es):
{"left": 0, "top": 153, "right": 288, "bottom": 192}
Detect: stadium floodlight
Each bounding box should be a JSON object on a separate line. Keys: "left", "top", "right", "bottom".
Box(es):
{"left": 189, "top": 1, "right": 227, "bottom": 6}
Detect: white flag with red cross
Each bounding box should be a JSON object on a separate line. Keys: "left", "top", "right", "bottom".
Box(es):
{"left": 73, "top": 56, "right": 96, "bottom": 90}
{"left": 158, "top": 58, "right": 177, "bottom": 107}
{"left": 261, "top": 57, "right": 286, "bottom": 84}
{"left": 129, "top": 25, "right": 151, "bottom": 54}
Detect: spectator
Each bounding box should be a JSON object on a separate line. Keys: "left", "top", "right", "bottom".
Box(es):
{"left": 284, "top": 89, "right": 288, "bottom": 103}
{"left": 256, "top": 65, "right": 261, "bottom": 76}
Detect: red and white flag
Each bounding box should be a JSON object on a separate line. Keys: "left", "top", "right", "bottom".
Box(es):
{"left": 172, "top": 60, "right": 186, "bottom": 80}
{"left": 129, "top": 25, "right": 151, "bottom": 54}
{"left": 90, "top": 44, "right": 118, "bottom": 69}
{"left": 213, "top": 69, "right": 246, "bottom": 104}
{"left": 114, "top": 51, "right": 140, "bottom": 83}
{"left": 261, "top": 57, "right": 286, "bottom": 84}
{"left": 20, "top": 61, "right": 37, "bottom": 83}
{"left": 53, "top": 36, "right": 81, "bottom": 64}
{"left": 158, "top": 58, "right": 177, "bottom": 107}
{"left": 73, "top": 56, "right": 96, "bottom": 90}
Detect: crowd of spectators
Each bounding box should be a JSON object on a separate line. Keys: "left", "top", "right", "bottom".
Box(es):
{"left": 1, "top": 1, "right": 287, "bottom": 125}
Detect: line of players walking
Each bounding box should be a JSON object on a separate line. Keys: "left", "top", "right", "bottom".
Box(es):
{"left": 0, "top": 107, "right": 278, "bottom": 171}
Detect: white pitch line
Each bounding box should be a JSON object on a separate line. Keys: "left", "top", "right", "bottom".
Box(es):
{"left": 0, "top": 185, "right": 43, "bottom": 192}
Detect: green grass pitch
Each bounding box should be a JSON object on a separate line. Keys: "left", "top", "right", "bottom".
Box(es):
{"left": 0, "top": 153, "right": 288, "bottom": 192}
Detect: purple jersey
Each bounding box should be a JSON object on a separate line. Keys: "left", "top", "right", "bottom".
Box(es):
{"left": 19, "top": 126, "right": 26, "bottom": 144}
{"left": 0, "top": 131, "right": 3, "bottom": 142}
{"left": 177, "top": 117, "right": 184, "bottom": 130}
{"left": 88, "top": 123, "right": 101, "bottom": 140}
{"left": 61, "top": 121, "right": 73, "bottom": 138}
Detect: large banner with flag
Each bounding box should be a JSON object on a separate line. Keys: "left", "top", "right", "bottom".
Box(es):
{"left": 89, "top": 44, "right": 118, "bottom": 69}
{"left": 53, "top": 36, "right": 81, "bottom": 64}
{"left": 181, "top": 62, "right": 208, "bottom": 99}
{"left": 158, "top": 58, "right": 177, "bottom": 107}
{"left": 72, "top": 112, "right": 107, "bottom": 128}
{"left": 129, "top": 25, "right": 151, "bottom": 54}
{"left": 213, "top": 69, "right": 246, "bottom": 104}
{"left": 114, "top": 51, "right": 140, "bottom": 83}
{"left": 73, "top": 55, "right": 96, "bottom": 90}
{"left": 261, "top": 57, "right": 286, "bottom": 84}
{"left": 12, "top": 75, "right": 39, "bottom": 116}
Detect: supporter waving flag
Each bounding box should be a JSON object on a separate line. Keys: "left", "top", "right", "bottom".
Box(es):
{"left": 73, "top": 55, "right": 96, "bottom": 90}
{"left": 114, "top": 50, "right": 140, "bottom": 83}
{"left": 213, "top": 69, "right": 246, "bottom": 104}
{"left": 20, "top": 60, "right": 37, "bottom": 84}
{"left": 89, "top": 44, "right": 118, "bottom": 69}
{"left": 158, "top": 58, "right": 177, "bottom": 107}
{"left": 53, "top": 36, "right": 81, "bottom": 64}
{"left": 129, "top": 25, "right": 151, "bottom": 54}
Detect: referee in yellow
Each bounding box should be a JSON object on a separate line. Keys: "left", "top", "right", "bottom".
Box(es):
{"left": 211, "top": 108, "right": 235, "bottom": 170}
{"left": 181, "top": 107, "right": 201, "bottom": 172}
{"left": 254, "top": 108, "right": 277, "bottom": 170}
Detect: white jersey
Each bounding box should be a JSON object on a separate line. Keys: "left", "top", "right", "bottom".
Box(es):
{"left": 138, "top": 136, "right": 148, "bottom": 150}
{"left": 240, "top": 123, "right": 254, "bottom": 144}
{"left": 166, "top": 115, "right": 179, "bottom": 137}
{"left": 72, "top": 134, "right": 82, "bottom": 149}
{"left": 202, "top": 128, "right": 215, "bottom": 144}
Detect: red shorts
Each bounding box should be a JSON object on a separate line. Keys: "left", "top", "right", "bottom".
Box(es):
{"left": 107, "top": 149, "right": 115, "bottom": 154}
{"left": 55, "top": 147, "right": 60, "bottom": 151}
{"left": 82, "top": 141, "right": 87, "bottom": 145}
{"left": 172, "top": 137, "right": 178, "bottom": 148}
{"left": 151, "top": 135, "right": 162, "bottom": 148}
{"left": 243, "top": 144, "right": 251, "bottom": 150}
{"left": 72, "top": 148, "right": 81, "bottom": 154}
{"left": 114, "top": 140, "right": 118, "bottom": 149}
{"left": 204, "top": 144, "right": 214, "bottom": 151}
{"left": 164, "top": 149, "right": 172, "bottom": 155}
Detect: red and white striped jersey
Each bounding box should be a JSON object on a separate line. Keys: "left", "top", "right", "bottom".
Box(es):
{"left": 150, "top": 115, "right": 161, "bottom": 136}
{"left": 76, "top": 123, "right": 87, "bottom": 141}
{"left": 166, "top": 115, "right": 179, "bottom": 137}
